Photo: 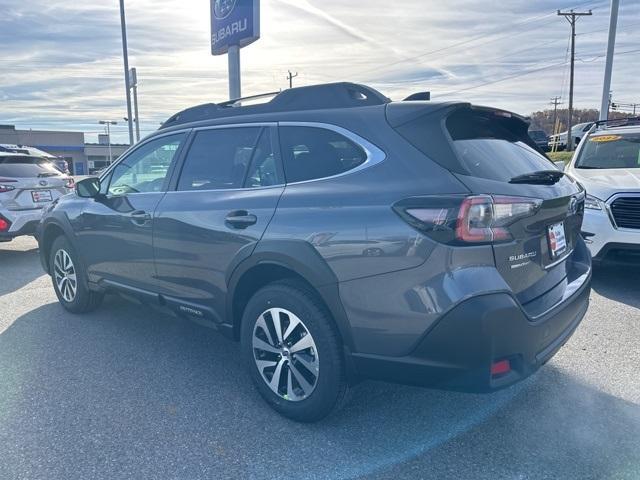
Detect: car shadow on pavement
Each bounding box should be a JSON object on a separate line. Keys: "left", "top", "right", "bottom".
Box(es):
{"left": 0, "top": 297, "right": 638, "bottom": 480}
{"left": 591, "top": 265, "right": 640, "bottom": 309}
{"left": 0, "top": 242, "right": 45, "bottom": 296}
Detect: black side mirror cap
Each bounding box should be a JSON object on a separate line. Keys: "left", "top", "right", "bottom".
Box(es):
{"left": 75, "top": 177, "right": 101, "bottom": 198}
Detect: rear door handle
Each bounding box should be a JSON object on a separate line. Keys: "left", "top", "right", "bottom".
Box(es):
{"left": 225, "top": 210, "right": 257, "bottom": 229}
{"left": 129, "top": 209, "right": 151, "bottom": 224}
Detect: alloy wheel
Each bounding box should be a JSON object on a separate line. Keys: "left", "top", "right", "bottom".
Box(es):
{"left": 53, "top": 249, "right": 77, "bottom": 302}
{"left": 252, "top": 307, "right": 319, "bottom": 401}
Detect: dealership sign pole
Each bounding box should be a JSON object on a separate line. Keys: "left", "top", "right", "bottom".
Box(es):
{"left": 211, "top": 0, "right": 260, "bottom": 101}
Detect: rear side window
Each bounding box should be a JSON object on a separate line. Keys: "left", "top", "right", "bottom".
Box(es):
{"left": 446, "top": 109, "right": 553, "bottom": 182}
{"left": 279, "top": 126, "right": 367, "bottom": 183}
{"left": 0, "top": 159, "right": 61, "bottom": 178}
{"left": 177, "top": 127, "right": 281, "bottom": 191}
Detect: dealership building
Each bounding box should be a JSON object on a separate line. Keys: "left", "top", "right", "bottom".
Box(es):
{"left": 0, "top": 124, "right": 130, "bottom": 175}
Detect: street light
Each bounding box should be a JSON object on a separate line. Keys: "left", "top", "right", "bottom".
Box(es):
{"left": 98, "top": 120, "right": 117, "bottom": 166}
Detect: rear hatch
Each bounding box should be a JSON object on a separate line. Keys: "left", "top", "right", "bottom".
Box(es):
{"left": 0, "top": 158, "right": 71, "bottom": 210}
{"left": 389, "top": 104, "right": 585, "bottom": 310}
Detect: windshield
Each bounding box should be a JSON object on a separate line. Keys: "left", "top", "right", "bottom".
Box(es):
{"left": 0, "top": 160, "right": 62, "bottom": 178}
{"left": 575, "top": 132, "right": 640, "bottom": 169}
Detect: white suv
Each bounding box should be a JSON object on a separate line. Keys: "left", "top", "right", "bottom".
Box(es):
{"left": 0, "top": 152, "right": 74, "bottom": 242}
{"left": 565, "top": 119, "right": 640, "bottom": 265}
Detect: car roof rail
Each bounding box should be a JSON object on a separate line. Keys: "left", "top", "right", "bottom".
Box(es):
{"left": 160, "top": 82, "right": 390, "bottom": 129}
{"left": 594, "top": 116, "right": 640, "bottom": 129}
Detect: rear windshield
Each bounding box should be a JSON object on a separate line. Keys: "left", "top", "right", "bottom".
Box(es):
{"left": 0, "top": 159, "right": 62, "bottom": 178}
{"left": 446, "top": 109, "right": 554, "bottom": 181}
{"left": 575, "top": 132, "right": 640, "bottom": 169}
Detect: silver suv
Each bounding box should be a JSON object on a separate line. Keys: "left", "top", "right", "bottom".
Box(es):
{"left": 0, "top": 152, "right": 74, "bottom": 241}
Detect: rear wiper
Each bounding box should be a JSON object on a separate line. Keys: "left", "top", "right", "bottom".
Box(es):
{"left": 509, "top": 170, "right": 564, "bottom": 185}
{"left": 38, "top": 172, "right": 60, "bottom": 178}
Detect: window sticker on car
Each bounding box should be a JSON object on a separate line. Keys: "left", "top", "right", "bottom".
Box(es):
{"left": 589, "top": 135, "right": 622, "bottom": 143}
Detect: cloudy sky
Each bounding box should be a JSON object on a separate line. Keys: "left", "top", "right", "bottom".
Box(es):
{"left": 1, "top": 0, "right": 639, "bottom": 143}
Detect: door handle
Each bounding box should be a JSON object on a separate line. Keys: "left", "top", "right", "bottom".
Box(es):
{"left": 225, "top": 210, "right": 257, "bottom": 229}
{"left": 129, "top": 210, "right": 151, "bottom": 224}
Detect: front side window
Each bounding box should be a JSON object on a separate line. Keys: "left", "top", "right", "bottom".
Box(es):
{"left": 108, "top": 134, "right": 185, "bottom": 195}
{"left": 575, "top": 133, "right": 640, "bottom": 169}
{"left": 279, "top": 126, "right": 367, "bottom": 183}
{"left": 177, "top": 127, "right": 277, "bottom": 191}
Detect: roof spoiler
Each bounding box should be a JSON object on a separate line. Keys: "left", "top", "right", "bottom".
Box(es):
{"left": 403, "top": 92, "right": 430, "bottom": 101}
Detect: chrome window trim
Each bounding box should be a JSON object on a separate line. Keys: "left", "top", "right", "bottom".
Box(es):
{"left": 277, "top": 121, "right": 386, "bottom": 185}
{"left": 606, "top": 192, "right": 640, "bottom": 232}
{"left": 165, "top": 121, "right": 386, "bottom": 193}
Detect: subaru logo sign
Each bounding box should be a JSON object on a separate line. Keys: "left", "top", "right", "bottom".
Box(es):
{"left": 211, "top": 0, "right": 260, "bottom": 55}
{"left": 39, "top": 180, "right": 47, "bottom": 186}
{"left": 213, "top": 0, "right": 236, "bottom": 20}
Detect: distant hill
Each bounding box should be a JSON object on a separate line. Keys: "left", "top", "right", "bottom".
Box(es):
{"left": 527, "top": 108, "right": 635, "bottom": 135}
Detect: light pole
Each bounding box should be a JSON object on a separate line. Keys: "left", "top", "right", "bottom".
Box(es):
{"left": 129, "top": 67, "right": 140, "bottom": 142}
{"left": 98, "top": 120, "right": 117, "bottom": 165}
{"left": 119, "top": 0, "right": 134, "bottom": 144}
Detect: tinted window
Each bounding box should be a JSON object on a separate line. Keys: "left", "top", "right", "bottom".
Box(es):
{"left": 279, "top": 126, "right": 367, "bottom": 183}
{"left": 575, "top": 133, "right": 640, "bottom": 169}
{"left": 446, "top": 109, "right": 553, "bottom": 182}
{"left": 244, "top": 129, "right": 283, "bottom": 188}
{"left": 0, "top": 160, "right": 62, "bottom": 178}
{"left": 108, "top": 133, "right": 184, "bottom": 195}
{"left": 177, "top": 127, "right": 268, "bottom": 191}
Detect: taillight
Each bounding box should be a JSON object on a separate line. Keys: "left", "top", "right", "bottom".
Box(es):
{"left": 0, "top": 217, "right": 10, "bottom": 232}
{"left": 394, "top": 195, "right": 542, "bottom": 245}
{"left": 65, "top": 178, "right": 75, "bottom": 189}
{"left": 0, "top": 179, "right": 17, "bottom": 194}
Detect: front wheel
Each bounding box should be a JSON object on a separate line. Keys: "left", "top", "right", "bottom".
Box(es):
{"left": 240, "top": 280, "right": 349, "bottom": 422}
{"left": 49, "top": 236, "right": 103, "bottom": 313}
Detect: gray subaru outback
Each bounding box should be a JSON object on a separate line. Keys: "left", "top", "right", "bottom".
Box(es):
{"left": 37, "top": 83, "right": 591, "bottom": 422}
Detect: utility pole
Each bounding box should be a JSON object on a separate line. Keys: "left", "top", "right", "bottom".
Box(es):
{"left": 98, "top": 120, "right": 117, "bottom": 165}
{"left": 550, "top": 96, "right": 563, "bottom": 136}
{"left": 558, "top": 9, "right": 592, "bottom": 151}
{"left": 599, "top": 0, "right": 619, "bottom": 121}
{"left": 119, "top": 0, "right": 134, "bottom": 145}
{"left": 287, "top": 70, "right": 298, "bottom": 89}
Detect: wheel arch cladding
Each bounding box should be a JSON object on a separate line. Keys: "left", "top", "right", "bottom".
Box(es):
{"left": 40, "top": 222, "right": 70, "bottom": 273}
{"left": 226, "top": 240, "right": 355, "bottom": 350}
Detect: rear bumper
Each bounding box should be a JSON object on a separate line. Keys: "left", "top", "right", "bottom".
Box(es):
{"left": 0, "top": 209, "right": 43, "bottom": 240}
{"left": 350, "top": 267, "right": 591, "bottom": 392}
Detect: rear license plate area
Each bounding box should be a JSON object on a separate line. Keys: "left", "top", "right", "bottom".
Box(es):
{"left": 31, "top": 190, "right": 52, "bottom": 203}
{"left": 547, "top": 221, "right": 567, "bottom": 259}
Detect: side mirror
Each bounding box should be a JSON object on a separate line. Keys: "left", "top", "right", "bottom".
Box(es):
{"left": 554, "top": 161, "right": 566, "bottom": 171}
{"left": 75, "top": 177, "right": 101, "bottom": 198}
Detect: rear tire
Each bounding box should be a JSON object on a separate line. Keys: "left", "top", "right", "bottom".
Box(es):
{"left": 49, "top": 235, "right": 103, "bottom": 313}
{"left": 240, "top": 280, "right": 349, "bottom": 422}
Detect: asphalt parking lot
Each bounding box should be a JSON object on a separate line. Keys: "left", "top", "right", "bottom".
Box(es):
{"left": 1, "top": 236, "right": 638, "bottom": 480}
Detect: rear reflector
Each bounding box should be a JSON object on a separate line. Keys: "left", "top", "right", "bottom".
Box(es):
{"left": 491, "top": 359, "right": 511, "bottom": 377}
{"left": 0, "top": 218, "right": 10, "bottom": 232}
